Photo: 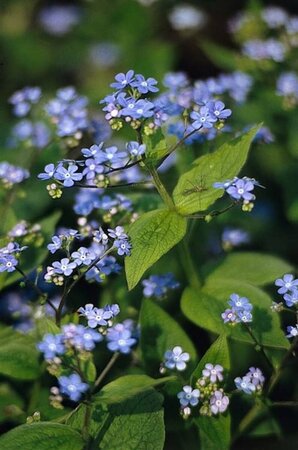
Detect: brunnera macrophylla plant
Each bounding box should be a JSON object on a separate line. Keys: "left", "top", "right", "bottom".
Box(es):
{"left": 0, "top": 69, "right": 297, "bottom": 450}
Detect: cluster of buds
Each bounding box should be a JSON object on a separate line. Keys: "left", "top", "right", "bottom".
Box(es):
{"left": 47, "top": 183, "right": 62, "bottom": 199}
{"left": 49, "top": 386, "right": 63, "bottom": 409}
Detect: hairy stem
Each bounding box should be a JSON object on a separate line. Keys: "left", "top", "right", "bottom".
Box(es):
{"left": 148, "top": 166, "right": 175, "bottom": 209}
{"left": 93, "top": 352, "right": 120, "bottom": 390}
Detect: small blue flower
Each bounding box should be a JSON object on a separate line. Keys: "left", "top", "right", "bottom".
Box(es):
{"left": 114, "top": 239, "right": 132, "bottom": 256}
{"left": 58, "top": 373, "right": 88, "bottom": 402}
{"left": 82, "top": 158, "right": 104, "bottom": 180}
{"left": 275, "top": 274, "right": 298, "bottom": 295}
{"left": 0, "top": 255, "right": 18, "bottom": 273}
{"left": 210, "top": 390, "right": 229, "bottom": 415}
{"left": 226, "top": 178, "right": 255, "bottom": 202}
{"left": 106, "top": 322, "right": 137, "bottom": 354}
{"left": 142, "top": 273, "right": 180, "bottom": 298}
{"left": 103, "top": 303, "right": 120, "bottom": 318}
{"left": 228, "top": 294, "right": 252, "bottom": 312}
{"left": 131, "top": 75, "right": 159, "bottom": 94}
{"left": 78, "top": 303, "right": 95, "bottom": 318}
{"left": 108, "top": 226, "right": 128, "bottom": 240}
{"left": 86, "top": 307, "right": 113, "bottom": 328}
{"left": 47, "top": 235, "right": 62, "bottom": 254}
{"left": 126, "top": 141, "right": 146, "bottom": 158}
{"left": 55, "top": 164, "right": 83, "bottom": 187}
{"left": 207, "top": 100, "right": 232, "bottom": 120}
{"left": 71, "top": 247, "right": 96, "bottom": 266}
{"left": 235, "top": 375, "right": 256, "bottom": 394}
{"left": 81, "top": 143, "right": 104, "bottom": 158}
{"left": 283, "top": 290, "right": 298, "bottom": 307}
{"left": 37, "top": 333, "right": 65, "bottom": 360}
{"left": 164, "top": 346, "right": 190, "bottom": 371}
{"left": 190, "top": 106, "right": 217, "bottom": 130}
{"left": 286, "top": 324, "right": 298, "bottom": 338}
{"left": 248, "top": 367, "right": 265, "bottom": 387}
{"left": 38, "top": 163, "right": 56, "bottom": 180}
{"left": 110, "top": 70, "right": 135, "bottom": 90}
{"left": 52, "top": 258, "right": 77, "bottom": 276}
{"left": 93, "top": 228, "right": 109, "bottom": 245}
{"left": 177, "top": 386, "right": 200, "bottom": 407}
{"left": 202, "top": 363, "right": 224, "bottom": 382}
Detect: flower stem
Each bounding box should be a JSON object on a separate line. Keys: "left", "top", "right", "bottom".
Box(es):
{"left": 243, "top": 323, "right": 274, "bottom": 370}
{"left": 178, "top": 239, "right": 201, "bottom": 289}
{"left": 148, "top": 166, "right": 175, "bottom": 210}
{"left": 93, "top": 352, "right": 120, "bottom": 390}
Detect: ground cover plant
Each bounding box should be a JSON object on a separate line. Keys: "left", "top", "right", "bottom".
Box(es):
{"left": 0, "top": 1, "right": 298, "bottom": 449}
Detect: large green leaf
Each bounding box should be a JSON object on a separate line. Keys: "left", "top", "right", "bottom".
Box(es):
{"left": 0, "top": 327, "right": 41, "bottom": 380}
{"left": 191, "top": 335, "right": 230, "bottom": 383}
{"left": 140, "top": 300, "right": 197, "bottom": 374}
{"left": 181, "top": 281, "right": 289, "bottom": 349}
{"left": 95, "top": 374, "right": 175, "bottom": 404}
{"left": 0, "top": 422, "right": 84, "bottom": 450}
{"left": 196, "top": 413, "right": 231, "bottom": 450}
{"left": 173, "top": 126, "right": 260, "bottom": 215}
{"left": 207, "top": 252, "right": 293, "bottom": 286}
{"left": 94, "top": 390, "right": 165, "bottom": 450}
{"left": 125, "top": 208, "right": 187, "bottom": 290}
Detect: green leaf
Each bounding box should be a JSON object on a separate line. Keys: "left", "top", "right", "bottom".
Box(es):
{"left": 181, "top": 281, "right": 289, "bottom": 349}
{"left": 0, "top": 327, "right": 41, "bottom": 380}
{"left": 35, "top": 317, "right": 60, "bottom": 338}
{"left": 95, "top": 374, "right": 175, "bottom": 404}
{"left": 195, "top": 413, "right": 231, "bottom": 450}
{"left": 0, "top": 384, "right": 24, "bottom": 423}
{"left": 0, "top": 422, "right": 84, "bottom": 450}
{"left": 173, "top": 126, "right": 260, "bottom": 215}
{"left": 144, "top": 129, "right": 177, "bottom": 166}
{"left": 93, "top": 389, "right": 165, "bottom": 450}
{"left": 191, "top": 335, "right": 230, "bottom": 382}
{"left": 125, "top": 209, "right": 187, "bottom": 290}
{"left": 207, "top": 252, "right": 293, "bottom": 286}
{"left": 140, "top": 300, "right": 197, "bottom": 374}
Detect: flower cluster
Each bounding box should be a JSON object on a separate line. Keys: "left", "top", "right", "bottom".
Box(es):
{"left": 44, "top": 225, "right": 131, "bottom": 286}
{"left": 37, "top": 303, "right": 137, "bottom": 404}
{"left": 177, "top": 363, "right": 229, "bottom": 418}
{"left": 45, "top": 87, "right": 89, "bottom": 139}
{"left": 214, "top": 176, "right": 263, "bottom": 211}
{"left": 235, "top": 367, "right": 265, "bottom": 395}
{"left": 242, "top": 39, "right": 286, "bottom": 62}
{"left": 161, "top": 346, "right": 190, "bottom": 372}
{"left": 222, "top": 293, "right": 253, "bottom": 324}
{"left": 142, "top": 273, "right": 180, "bottom": 298}
{"left": 0, "top": 162, "right": 29, "bottom": 188}
{"left": 9, "top": 87, "right": 41, "bottom": 117}
{"left": 0, "top": 242, "right": 28, "bottom": 274}
{"left": 277, "top": 72, "right": 298, "bottom": 104}
{"left": 274, "top": 274, "right": 298, "bottom": 338}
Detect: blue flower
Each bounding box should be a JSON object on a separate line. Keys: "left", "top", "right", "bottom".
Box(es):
{"left": 121, "top": 98, "right": 155, "bottom": 119}
{"left": 82, "top": 158, "right": 104, "bottom": 180}
{"left": 114, "top": 239, "right": 132, "bottom": 256}
{"left": 283, "top": 290, "right": 298, "bottom": 307}
{"left": 47, "top": 235, "right": 62, "bottom": 254}
{"left": 131, "top": 75, "right": 159, "bottom": 94}
{"left": 248, "top": 367, "right": 265, "bottom": 387}
{"left": 286, "top": 324, "right": 298, "bottom": 338}
{"left": 207, "top": 100, "right": 232, "bottom": 120}
{"left": 38, "top": 164, "right": 57, "bottom": 181}
{"left": 126, "top": 141, "right": 146, "bottom": 158}
{"left": 110, "top": 70, "right": 135, "bottom": 90}
{"left": 71, "top": 247, "right": 96, "bottom": 266}
{"left": 222, "top": 228, "right": 250, "bottom": 249}
{"left": 58, "top": 373, "right": 88, "bottom": 402}
{"left": 95, "top": 146, "right": 127, "bottom": 165}
{"left": 104, "top": 303, "right": 120, "bottom": 318}
{"left": 209, "top": 390, "right": 229, "bottom": 414}
{"left": 235, "top": 375, "right": 256, "bottom": 394}
{"left": 190, "top": 106, "right": 217, "bottom": 130}
{"left": 228, "top": 294, "right": 252, "bottom": 312}
{"left": 52, "top": 258, "right": 77, "bottom": 276}
{"left": 81, "top": 143, "right": 104, "bottom": 158}
{"left": 108, "top": 226, "right": 128, "bottom": 240}
{"left": 275, "top": 274, "right": 298, "bottom": 295}
{"left": 226, "top": 178, "right": 255, "bottom": 202}
{"left": 37, "top": 333, "right": 65, "bottom": 360}
{"left": 0, "top": 255, "right": 18, "bottom": 273}
{"left": 142, "top": 273, "right": 180, "bottom": 298}
{"left": 164, "top": 346, "right": 190, "bottom": 371}
{"left": 177, "top": 386, "right": 200, "bottom": 407}
{"left": 106, "top": 322, "right": 137, "bottom": 354}
{"left": 85, "top": 307, "right": 113, "bottom": 328}
{"left": 71, "top": 326, "right": 103, "bottom": 351}
{"left": 55, "top": 164, "right": 83, "bottom": 187}
{"left": 202, "top": 363, "right": 224, "bottom": 382}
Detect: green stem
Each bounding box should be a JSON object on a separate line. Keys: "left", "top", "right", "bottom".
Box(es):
{"left": 178, "top": 239, "right": 201, "bottom": 289}
{"left": 148, "top": 166, "right": 175, "bottom": 210}
{"left": 93, "top": 352, "right": 120, "bottom": 390}
{"left": 55, "top": 247, "right": 114, "bottom": 325}
{"left": 243, "top": 323, "right": 274, "bottom": 370}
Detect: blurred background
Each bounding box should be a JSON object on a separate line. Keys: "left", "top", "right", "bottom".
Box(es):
{"left": 1, "top": 1, "right": 298, "bottom": 448}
